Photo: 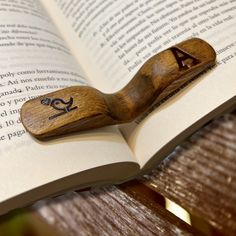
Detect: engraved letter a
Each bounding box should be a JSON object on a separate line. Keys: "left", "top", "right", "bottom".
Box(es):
{"left": 170, "top": 47, "right": 200, "bottom": 70}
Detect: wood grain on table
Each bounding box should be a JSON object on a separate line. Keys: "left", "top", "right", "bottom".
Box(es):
{"left": 34, "top": 110, "right": 236, "bottom": 236}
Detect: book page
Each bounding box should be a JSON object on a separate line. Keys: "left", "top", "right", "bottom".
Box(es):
{"left": 42, "top": 0, "right": 236, "bottom": 167}
{"left": 0, "top": 0, "right": 138, "bottom": 213}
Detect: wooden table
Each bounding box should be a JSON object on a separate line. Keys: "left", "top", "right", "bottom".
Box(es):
{"left": 33, "top": 109, "right": 236, "bottom": 236}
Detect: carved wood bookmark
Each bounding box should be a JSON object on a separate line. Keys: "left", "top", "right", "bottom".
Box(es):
{"left": 21, "top": 38, "right": 216, "bottom": 139}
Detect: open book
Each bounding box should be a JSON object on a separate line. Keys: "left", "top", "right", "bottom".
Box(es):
{"left": 0, "top": 0, "right": 235, "bottom": 214}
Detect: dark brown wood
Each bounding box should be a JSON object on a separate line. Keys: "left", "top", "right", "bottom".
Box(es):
{"left": 34, "top": 186, "right": 203, "bottom": 236}
{"left": 21, "top": 38, "right": 216, "bottom": 139}
{"left": 33, "top": 109, "right": 236, "bottom": 236}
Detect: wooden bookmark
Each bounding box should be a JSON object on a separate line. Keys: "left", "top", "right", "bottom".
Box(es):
{"left": 21, "top": 38, "right": 216, "bottom": 139}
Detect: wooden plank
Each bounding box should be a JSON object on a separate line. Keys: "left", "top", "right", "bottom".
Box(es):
{"left": 142, "top": 111, "right": 236, "bottom": 236}
{"left": 35, "top": 185, "right": 203, "bottom": 236}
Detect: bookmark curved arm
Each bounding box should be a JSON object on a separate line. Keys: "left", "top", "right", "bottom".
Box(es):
{"left": 21, "top": 38, "right": 216, "bottom": 139}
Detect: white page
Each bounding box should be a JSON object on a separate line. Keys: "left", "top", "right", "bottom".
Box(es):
{"left": 42, "top": 0, "right": 236, "bottom": 167}
{"left": 0, "top": 0, "right": 138, "bottom": 212}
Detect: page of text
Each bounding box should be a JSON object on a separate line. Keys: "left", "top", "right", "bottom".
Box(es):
{"left": 0, "top": 0, "right": 137, "bottom": 209}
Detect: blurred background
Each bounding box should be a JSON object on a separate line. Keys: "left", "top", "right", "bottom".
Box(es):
{"left": 0, "top": 209, "right": 66, "bottom": 236}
